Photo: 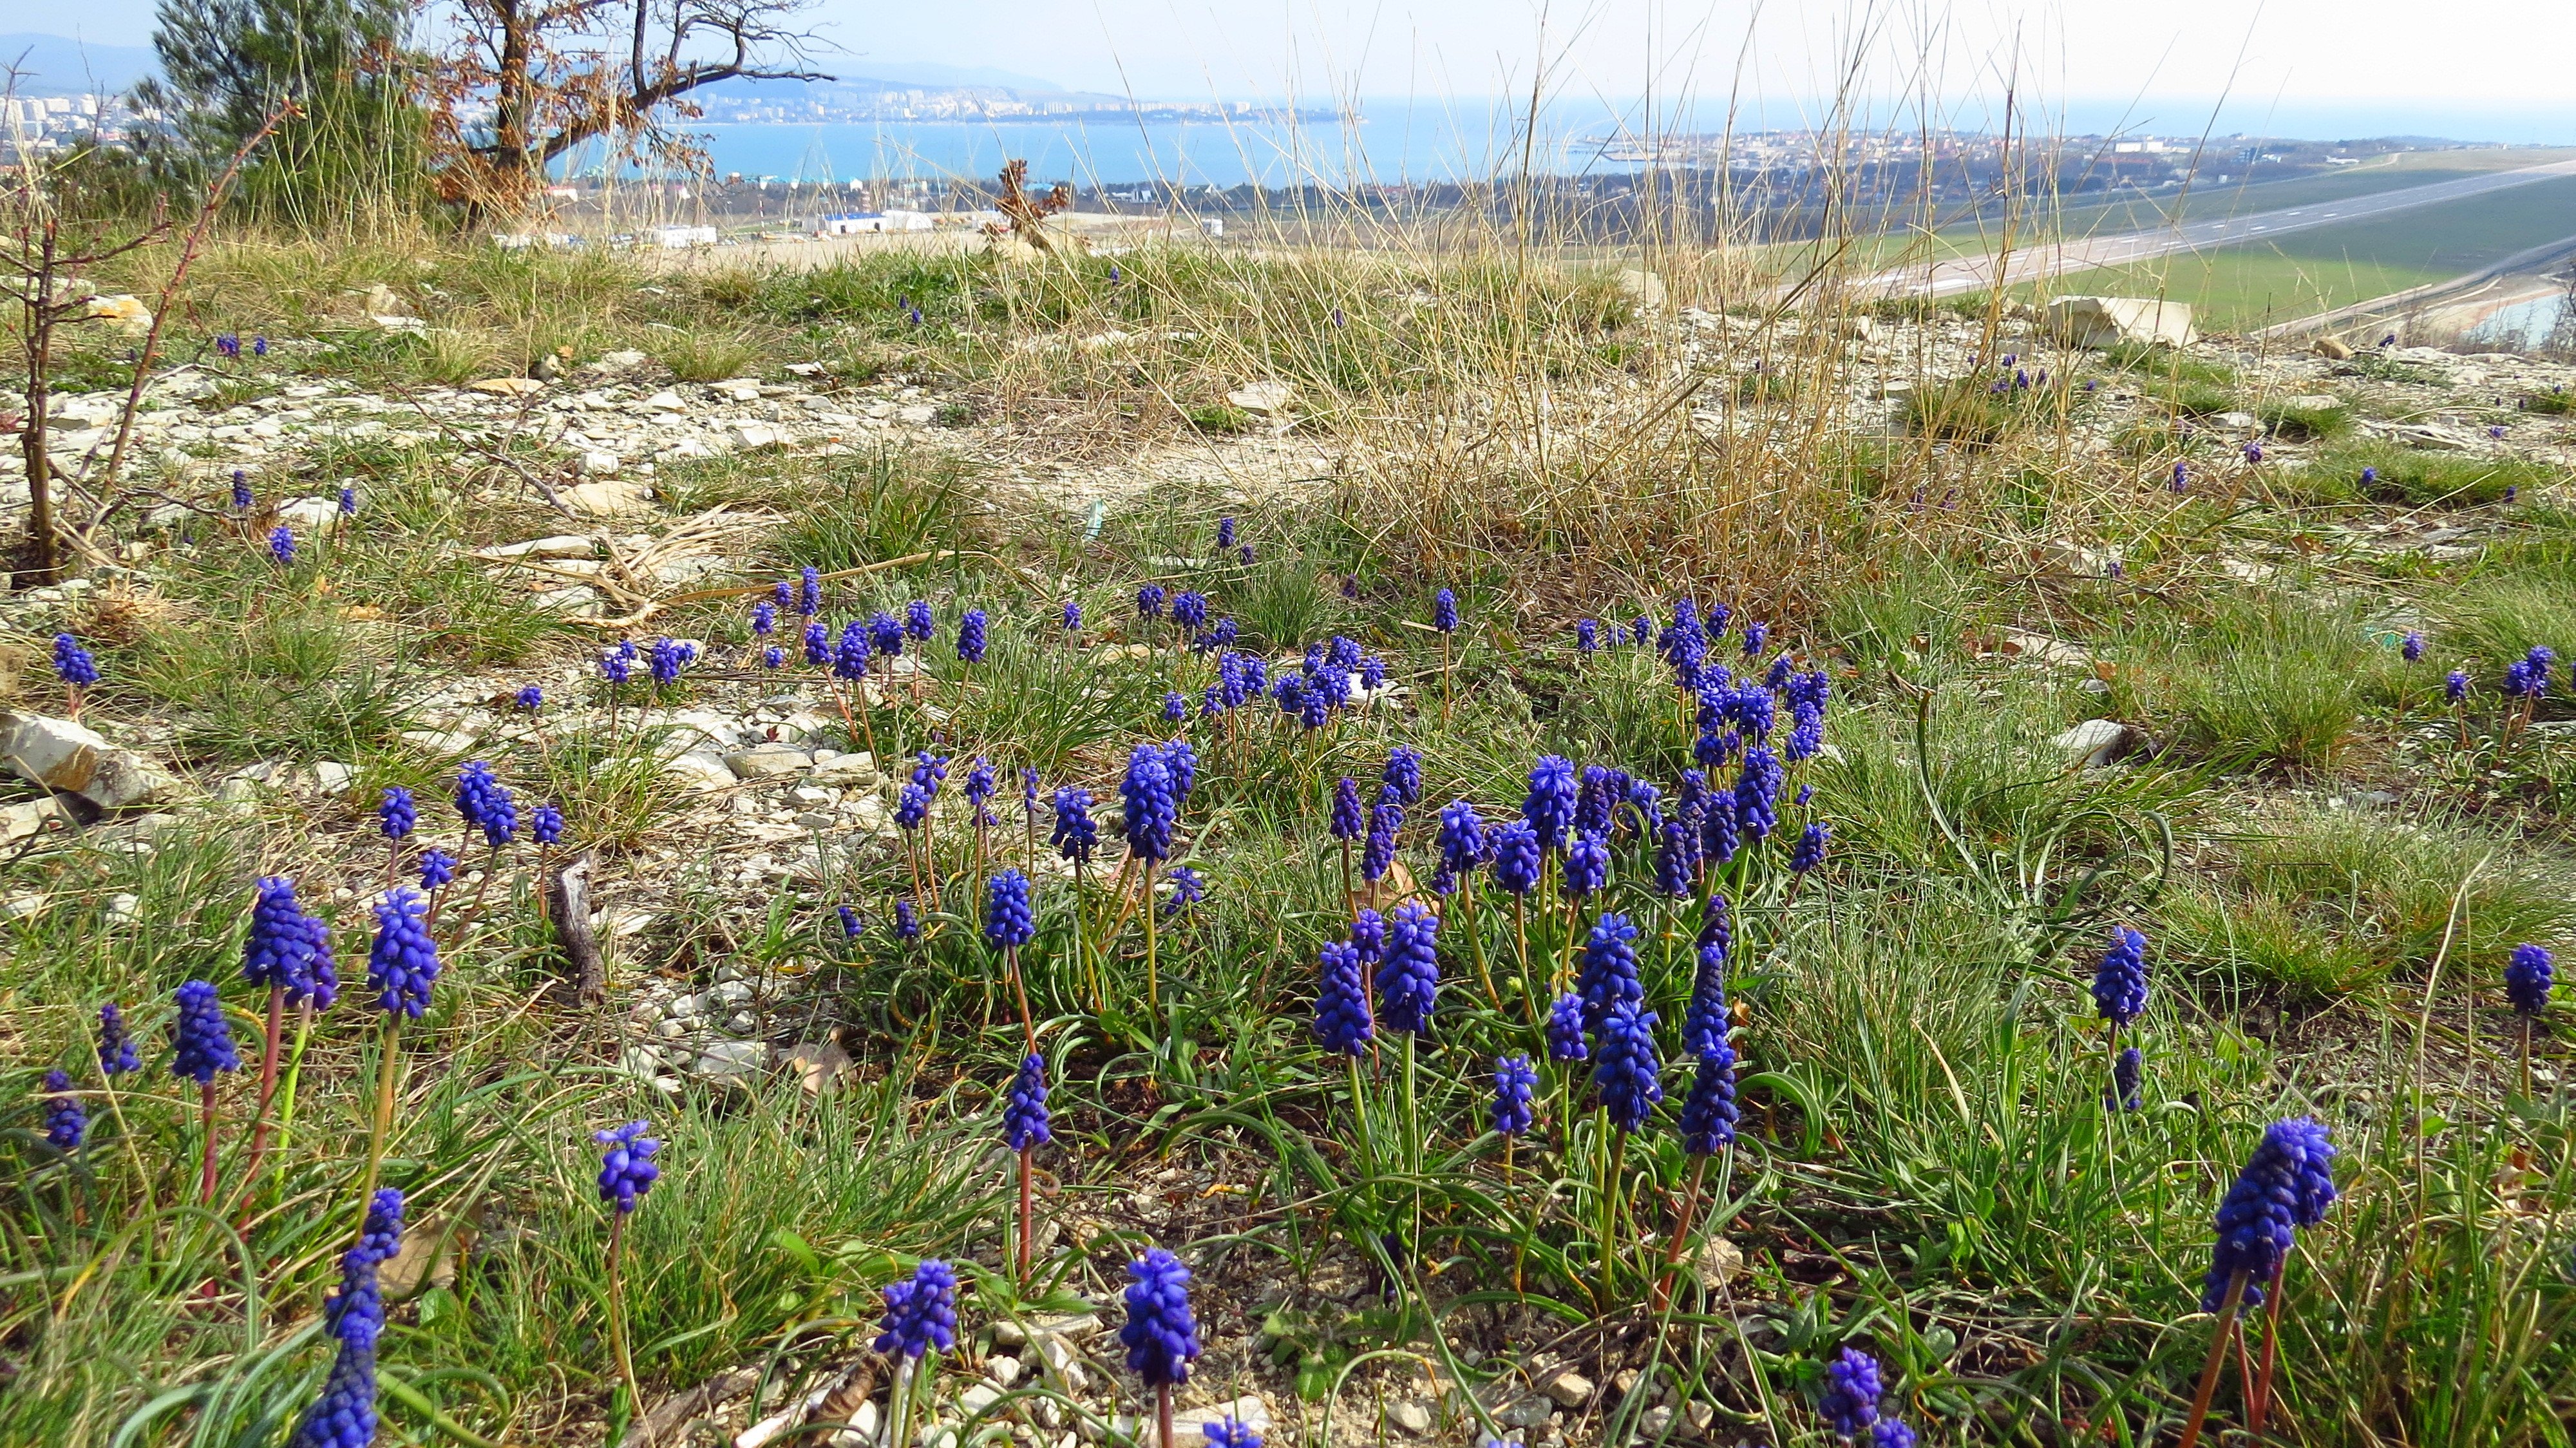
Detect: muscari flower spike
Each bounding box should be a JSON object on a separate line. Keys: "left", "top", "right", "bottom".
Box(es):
{"left": 839, "top": 904, "right": 863, "bottom": 940}
{"left": 1164, "top": 691, "right": 1188, "bottom": 723}
{"left": 1524, "top": 756, "right": 1578, "bottom": 852}
{"left": 1314, "top": 940, "right": 1374, "bottom": 1056}
{"left": 1330, "top": 777, "right": 1364, "bottom": 841}
{"left": 1733, "top": 747, "right": 1782, "bottom": 843}
{"left": 1591, "top": 1000, "right": 1663, "bottom": 1133}
{"left": 802, "top": 622, "right": 830, "bottom": 668}
{"left": 1121, "top": 744, "right": 1177, "bottom": 864}
{"left": 1361, "top": 795, "right": 1402, "bottom": 883}
{"left": 834, "top": 621, "right": 871, "bottom": 681}
{"left": 893, "top": 899, "right": 920, "bottom": 941}
{"left": 1818, "top": 1346, "right": 1884, "bottom": 1438}
{"left": 1119, "top": 1249, "right": 1202, "bottom": 1388}
{"left": 531, "top": 802, "right": 563, "bottom": 846}
{"left": 986, "top": 870, "right": 1036, "bottom": 950}
{"left": 1171, "top": 591, "right": 1208, "bottom": 631}
{"left": 1562, "top": 828, "right": 1610, "bottom": 900}
{"left": 875, "top": 1259, "right": 960, "bottom": 1359}
{"left": 515, "top": 683, "right": 543, "bottom": 712}
{"left": 1491, "top": 819, "right": 1541, "bottom": 896}
{"left": 1062, "top": 598, "right": 1083, "bottom": 634}
{"left": 2447, "top": 669, "right": 2469, "bottom": 704}
{"left": 905, "top": 598, "right": 935, "bottom": 643}
{"left": 894, "top": 783, "right": 929, "bottom": 830}
{"left": 243, "top": 876, "right": 334, "bottom": 1009}
{"left": 1683, "top": 907, "right": 1731, "bottom": 1059}
{"left": 1052, "top": 787, "right": 1098, "bottom": 864}
{"left": 1546, "top": 991, "right": 1588, "bottom": 1062}
{"left": 1376, "top": 902, "right": 1439, "bottom": 1035}
{"left": 41, "top": 1069, "right": 85, "bottom": 1151}
{"left": 1005, "top": 1053, "right": 1053, "bottom": 1151}
{"left": 2092, "top": 926, "right": 2149, "bottom": 1026}
{"left": 1204, "top": 1420, "right": 1262, "bottom": 1448}
{"left": 1433, "top": 588, "right": 1459, "bottom": 633}
{"left": 1790, "top": 821, "right": 1830, "bottom": 874}
{"left": 1678, "top": 1037, "right": 1739, "bottom": 1154}
{"left": 97, "top": 1003, "right": 140, "bottom": 1076}
{"left": 1162, "top": 864, "right": 1206, "bottom": 917}
{"left": 594, "top": 1119, "right": 660, "bottom": 1214}
{"left": 2108, "top": 1046, "right": 2143, "bottom": 1111}
{"left": 1348, "top": 908, "right": 1386, "bottom": 963}
{"left": 1654, "top": 810, "right": 1696, "bottom": 897}
{"left": 958, "top": 608, "right": 988, "bottom": 663}
{"left": 269, "top": 526, "right": 296, "bottom": 566}
{"left": 868, "top": 611, "right": 904, "bottom": 658}
{"left": 288, "top": 1188, "right": 404, "bottom": 1448}
{"left": 1437, "top": 799, "right": 1486, "bottom": 879}
{"left": 1217, "top": 516, "right": 1235, "bottom": 549}
{"left": 752, "top": 600, "right": 777, "bottom": 636}
{"left": 2506, "top": 942, "right": 2555, "bottom": 1016}
{"left": 1137, "top": 584, "right": 1167, "bottom": 621}
{"left": 419, "top": 850, "right": 457, "bottom": 891}
{"left": 171, "top": 979, "right": 240, "bottom": 1084}
{"left": 2402, "top": 631, "right": 2424, "bottom": 662}
{"left": 1383, "top": 745, "right": 1423, "bottom": 805}
{"left": 232, "top": 470, "right": 253, "bottom": 510}
{"left": 2202, "top": 1116, "right": 2337, "bottom": 1310}
{"left": 1492, "top": 1054, "right": 1537, "bottom": 1138}
{"left": 52, "top": 633, "right": 97, "bottom": 687}
{"left": 1577, "top": 912, "right": 1642, "bottom": 1038}
{"left": 367, "top": 888, "right": 440, "bottom": 1018}
{"left": 798, "top": 566, "right": 821, "bottom": 615}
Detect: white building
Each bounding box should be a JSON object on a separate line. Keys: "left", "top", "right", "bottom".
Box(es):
{"left": 812, "top": 210, "right": 935, "bottom": 235}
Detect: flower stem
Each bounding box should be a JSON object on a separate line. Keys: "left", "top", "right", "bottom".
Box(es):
{"left": 196, "top": 1080, "right": 220, "bottom": 1206}
{"left": 358, "top": 1015, "right": 403, "bottom": 1223}
{"left": 2176, "top": 1270, "right": 2249, "bottom": 1448}
{"left": 240, "top": 985, "right": 285, "bottom": 1193}
{"left": 607, "top": 1212, "right": 648, "bottom": 1445}
{"left": 1018, "top": 1145, "right": 1036, "bottom": 1282}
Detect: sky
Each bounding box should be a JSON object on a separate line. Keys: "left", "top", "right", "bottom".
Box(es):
{"left": 8, "top": 0, "right": 2573, "bottom": 133}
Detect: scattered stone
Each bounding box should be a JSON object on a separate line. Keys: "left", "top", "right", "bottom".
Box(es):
{"left": 1226, "top": 381, "right": 1296, "bottom": 415}
{"left": 0, "top": 795, "right": 72, "bottom": 846}
{"left": 469, "top": 377, "right": 546, "bottom": 397}
{"left": 984, "top": 1356, "right": 1021, "bottom": 1387}
{"left": 724, "top": 743, "right": 813, "bottom": 779}
{"left": 692, "top": 1040, "right": 769, "bottom": 1085}
{"left": 2046, "top": 295, "right": 2195, "bottom": 350}
{"left": 663, "top": 752, "right": 738, "bottom": 790}
{"left": 564, "top": 479, "right": 658, "bottom": 517}
{"left": 2052, "top": 719, "right": 2139, "bottom": 768}
{"left": 1692, "top": 1235, "right": 1746, "bottom": 1290}
{"left": 1495, "top": 1396, "right": 1555, "bottom": 1429}
{"left": 1386, "top": 1398, "right": 1434, "bottom": 1434}
{"left": 1993, "top": 628, "right": 2091, "bottom": 668}
{"left": 1537, "top": 1366, "right": 1594, "bottom": 1409}
{"left": 476, "top": 535, "right": 598, "bottom": 560}
{"left": 0, "top": 712, "right": 183, "bottom": 810}
{"left": 1171, "top": 1396, "right": 1271, "bottom": 1438}
{"left": 2311, "top": 336, "right": 2352, "bottom": 359}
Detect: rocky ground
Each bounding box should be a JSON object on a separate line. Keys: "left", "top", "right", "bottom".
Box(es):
{"left": 5, "top": 294, "right": 2573, "bottom": 1448}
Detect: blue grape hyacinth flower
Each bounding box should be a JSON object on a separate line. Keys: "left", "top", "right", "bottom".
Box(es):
{"left": 1492, "top": 819, "right": 1540, "bottom": 896}
{"left": 1818, "top": 1346, "right": 1884, "bottom": 1438}
{"left": 594, "top": 1119, "right": 661, "bottom": 1214}
{"left": 97, "top": 1003, "right": 140, "bottom": 1076}
{"left": 1121, "top": 744, "right": 1177, "bottom": 864}
{"left": 986, "top": 870, "right": 1036, "bottom": 950}
{"left": 2506, "top": 943, "right": 2555, "bottom": 1016}
{"left": 905, "top": 598, "right": 935, "bottom": 643}
{"left": 41, "top": 1069, "right": 85, "bottom": 1151}
{"left": 366, "top": 888, "right": 440, "bottom": 1018}
{"left": 2107, "top": 1047, "right": 2143, "bottom": 1111}
{"left": 1119, "top": 1248, "right": 1201, "bottom": 1388}
{"left": 1329, "top": 777, "right": 1364, "bottom": 842}
{"left": 1161, "top": 864, "right": 1205, "bottom": 917}
{"left": 1577, "top": 912, "right": 1642, "bottom": 1038}
{"left": 1005, "top": 1054, "right": 1052, "bottom": 1150}
{"left": 1546, "top": 991, "right": 1587, "bottom": 1062}
{"left": 1678, "top": 1038, "right": 1739, "bottom": 1154}
{"left": 171, "top": 980, "right": 240, "bottom": 1084}
{"left": 1591, "top": 1000, "right": 1663, "bottom": 1133}
{"left": 1375, "top": 902, "right": 1440, "bottom": 1036}
{"left": 1524, "top": 756, "right": 1577, "bottom": 852}
{"left": 288, "top": 1188, "right": 403, "bottom": 1448}
{"left": 419, "top": 849, "right": 456, "bottom": 891}
{"left": 1313, "top": 941, "right": 1374, "bottom": 1056}
{"left": 52, "top": 632, "right": 97, "bottom": 687}
{"left": 2202, "top": 1116, "right": 2337, "bottom": 1310}
{"left": 874, "top": 1259, "right": 960, "bottom": 1359}
{"left": 1383, "top": 745, "right": 1423, "bottom": 805}
{"left": 1433, "top": 588, "right": 1459, "bottom": 633}
{"left": 958, "top": 608, "right": 987, "bottom": 663}
{"left": 2092, "top": 926, "right": 2149, "bottom": 1027}
{"left": 1052, "top": 787, "right": 1098, "bottom": 864}
{"left": 269, "top": 525, "right": 296, "bottom": 566}
{"left": 1493, "top": 1054, "right": 1537, "bottom": 1137}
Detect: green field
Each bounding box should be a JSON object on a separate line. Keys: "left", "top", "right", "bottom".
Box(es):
{"left": 1801, "top": 148, "right": 2576, "bottom": 280}
{"left": 2038, "top": 171, "right": 2576, "bottom": 329}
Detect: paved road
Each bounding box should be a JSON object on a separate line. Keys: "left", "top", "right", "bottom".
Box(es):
{"left": 1853, "top": 157, "right": 2576, "bottom": 299}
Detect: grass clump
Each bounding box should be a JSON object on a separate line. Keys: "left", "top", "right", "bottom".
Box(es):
{"left": 2108, "top": 592, "right": 2401, "bottom": 770}
{"left": 2286, "top": 440, "right": 2555, "bottom": 508}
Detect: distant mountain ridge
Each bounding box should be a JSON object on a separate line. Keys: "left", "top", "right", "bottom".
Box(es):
{"left": 0, "top": 33, "right": 160, "bottom": 96}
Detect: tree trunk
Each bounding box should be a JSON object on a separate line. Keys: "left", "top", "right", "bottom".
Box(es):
{"left": 17, "top": 224, "right": 61, "bottom": 583}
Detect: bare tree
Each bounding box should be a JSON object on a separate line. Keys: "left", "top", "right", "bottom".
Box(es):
{"left": 428, "top": 0, "right": 828, "bottom": 216}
